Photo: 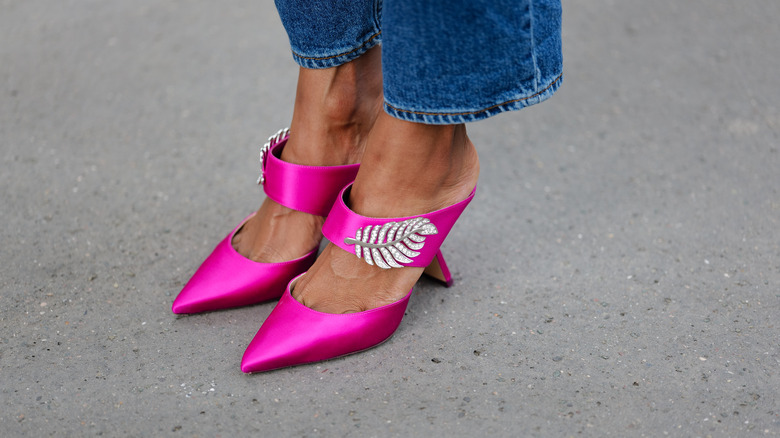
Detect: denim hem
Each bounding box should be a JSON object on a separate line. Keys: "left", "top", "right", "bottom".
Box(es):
{"left": 291, "top": 32, "right": 382, "bottom": 69}
{"left": 384, "top": 73, "right": 563, "bottom": 125}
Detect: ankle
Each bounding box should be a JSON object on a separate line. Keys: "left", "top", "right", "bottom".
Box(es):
{"left": 350, "top": 115, "right": 480, "bottom": 217}
{"left": 282, "top": 123, "right": 372, "bottom": 166}
{"left": 282, "top": 47, "right": 383, "bottom": 167}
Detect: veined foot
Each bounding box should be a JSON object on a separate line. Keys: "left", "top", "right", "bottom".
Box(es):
{"left": 232, "top": 197, "right": 325, "bottom": 263}
{"left": 232, "top": 47, "right": 383, "bottom": 264}
{"left": 292, "top": 116, "right": 480, "bottom": 313}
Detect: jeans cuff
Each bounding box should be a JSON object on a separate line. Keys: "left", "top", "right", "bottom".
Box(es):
{"left": 291, "top": 32, "right": 381, "bottom": 69}
{"left": 384, "top": 73, "right": 563, "bottom": 125}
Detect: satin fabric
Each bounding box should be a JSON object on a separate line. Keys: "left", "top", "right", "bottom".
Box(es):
{"left": 264, "top": 138, "right": 360, "bottom": 216}
{"left": 241, "top": 275, "right": 411, "bottom": 373}
{"left": 172, "top": 131, "right": 361, "bottom": 314}
{"left": 322, "top": 184, "right": 476, "bottom": 268}
{"left": 172, "top": 216, "right": 317, "bottom": 314}
{"left": 241, "top": 185, "right": 476, "bottom": 372}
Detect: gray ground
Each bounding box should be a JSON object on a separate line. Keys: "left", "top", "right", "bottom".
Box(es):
{"left": 1, "top": 0, "right": 778, "bottom": 436}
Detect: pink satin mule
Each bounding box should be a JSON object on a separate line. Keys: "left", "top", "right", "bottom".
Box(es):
{"left": 171, "top": 128, "right": 360, "bottom": 314}
{"left": 241, "top": 183, "right": 475, "bottom": 372}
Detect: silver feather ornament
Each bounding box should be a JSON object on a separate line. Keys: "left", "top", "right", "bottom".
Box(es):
{"left": 344, "top": 217, "right": 439, "bottom": 269}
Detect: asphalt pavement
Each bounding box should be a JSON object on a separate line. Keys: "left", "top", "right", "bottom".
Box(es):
{"left": 1, "top": 0, "right": 778, "bottom": 436}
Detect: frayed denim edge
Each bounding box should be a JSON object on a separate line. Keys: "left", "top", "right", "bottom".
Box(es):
{"left": 384, "top": 73, "right": 563, "bottom": 125}
{"left": 291, "top": 32, "right": 382, "bottom": 69}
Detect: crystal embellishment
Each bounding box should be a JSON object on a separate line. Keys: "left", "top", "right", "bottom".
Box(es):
{"left": 257, "top": 127, "right": 290, "bottom": 185}
{"left": 344, "top": 217, "right": 438, "bottom": 269}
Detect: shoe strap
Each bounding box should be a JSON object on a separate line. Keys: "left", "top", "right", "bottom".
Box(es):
{"left": 322, "top": 184, "right": 475, "bottom": 269}
{"left": 259, "top": 129, "right": 360, "bottom": 216}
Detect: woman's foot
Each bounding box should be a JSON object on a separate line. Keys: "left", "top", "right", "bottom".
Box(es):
{"left": 232, "top": 47, "right": 383, "bottom": 263}
{"left": 291, "top": 112, "right": 480, "bottom": 313}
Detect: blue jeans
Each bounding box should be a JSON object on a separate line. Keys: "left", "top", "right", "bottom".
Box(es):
{"left": 275, "top": 0, "right": 562, "bottom": 124}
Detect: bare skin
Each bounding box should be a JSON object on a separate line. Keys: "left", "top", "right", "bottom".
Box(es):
{"left": 292, "top": 112, "right": 480, "bottom": 313}
{"left": 232, "top": 47, "right": 383, "bottom": 262}
{"left": 234, "top": 45, "right": 480, "bottom": 314}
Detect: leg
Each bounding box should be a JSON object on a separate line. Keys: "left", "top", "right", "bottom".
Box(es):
{"left": 233, "top": 0, "right": 385, "bottom": 262}
{"left": 292, "top": 111, "right": 480, "bottom": 313}
{"left": 173, "top": 1, "right": 385, "bottom": 314}
{"left": 232, "top": 46, "right": 383, "bottom": 263}
{"left": 241, "top": 0, "right": 563, "bottom": 371}
{"left": 287, "top": 0, "right": 561, "bottom": 313}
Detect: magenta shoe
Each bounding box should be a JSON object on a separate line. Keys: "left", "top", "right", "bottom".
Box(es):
{"left": 241, "top": 183, "right": 475, "bottom": 372}
{"left": 172, "top": 128, "right": 360, "bottom": 314}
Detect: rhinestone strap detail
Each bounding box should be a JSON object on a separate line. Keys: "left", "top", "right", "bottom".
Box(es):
{"left": 344, "top": 218, "right": 439, "bottom": 269}
{"left": 256, "top": 127, "right": 290, "bottom": 185}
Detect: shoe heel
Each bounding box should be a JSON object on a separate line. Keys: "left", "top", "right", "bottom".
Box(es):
{"left": 423, "top": 249, "right": 454, "bottom": 287}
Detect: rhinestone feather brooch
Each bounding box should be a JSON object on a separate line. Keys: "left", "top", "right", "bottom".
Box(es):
{"left": 344, "top": 218, "right": 438, "bottom": 269}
